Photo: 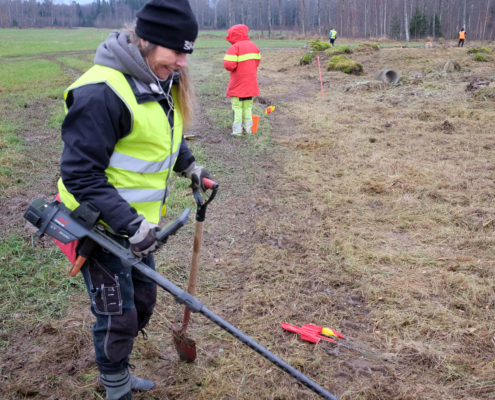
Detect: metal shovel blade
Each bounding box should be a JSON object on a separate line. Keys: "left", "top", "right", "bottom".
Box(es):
{"left": 172, "top": 324, "right": 197, "bottom": 362}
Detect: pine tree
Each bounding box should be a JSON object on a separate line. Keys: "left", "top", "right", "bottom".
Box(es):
{"left": 390, "top": 15, "right": 401, "bottom": 39}
{"left": 409, "top": 8, "right": 428, "bottom": 39}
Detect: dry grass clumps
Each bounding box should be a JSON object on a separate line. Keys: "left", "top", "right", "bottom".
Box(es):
{"left": 327, "top": 55, "right": 363, "bottom": 74}
{"left": 473, "top": 86, "right": 495, "bottom": 100}
{"left": 253, "top": 42, "right": 495, "bottom": 399}
{"left": 395, "top": 342, "right": 446, "bottom": 368}
{"left": 344, "top": 81, "right": 387, "bottom": 93}
{"left": 325, "top": 45, "right": 353, "bottom": 56}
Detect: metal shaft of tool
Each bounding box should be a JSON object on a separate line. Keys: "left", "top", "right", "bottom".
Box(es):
{"left": 130, "top": 260, "right": 340, "bottom": 400}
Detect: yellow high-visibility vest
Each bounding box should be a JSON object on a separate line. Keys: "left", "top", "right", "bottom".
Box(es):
{"left": 58, "top": 65, "right": 183, "bottom": 226}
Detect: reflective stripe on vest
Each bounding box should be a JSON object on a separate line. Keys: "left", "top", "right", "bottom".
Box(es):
{"left": 224, "top": 53, "right": 261, "bottom": 62}
{"left": 57, "top": 65, "right": 183, "bottom": 225}
{"left": 109, "top": 147, "right": 180, "bottom": 174}
{"left": 116, "top": 187, "right": 169, "bottom": 203}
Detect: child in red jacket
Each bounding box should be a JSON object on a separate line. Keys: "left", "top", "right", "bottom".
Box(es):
{"left": 223, "top": 24, "right": 261, "bottom": 137}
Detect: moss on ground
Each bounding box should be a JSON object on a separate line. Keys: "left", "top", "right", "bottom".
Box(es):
{"left": 467, "top": 47, "right": 493, "bottom": 54}
{"left": 300, "top": 52, "right": 315, "bottom": 65}
{"left": 308, "top": 40, "right": 331, "bottom": 51}
{"left": 327, "top": 55, "right": 363, "bottom": 74}
{"left": 357, "top": 42, "right": 381, "bottom": 52}
{"left": 325, "top": 45, "right": 353, "bottom": 56}
{"left": 473, "top": 53, "right": 488, "bottom": 62}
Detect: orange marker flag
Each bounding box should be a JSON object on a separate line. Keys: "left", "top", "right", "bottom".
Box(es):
{"left": 265, "top": 106, "right": 275, "bottom": 114}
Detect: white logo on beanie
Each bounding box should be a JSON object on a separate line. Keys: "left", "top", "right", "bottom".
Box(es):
{"left": 184, "top": 41, "right": 194, "bottom": 51}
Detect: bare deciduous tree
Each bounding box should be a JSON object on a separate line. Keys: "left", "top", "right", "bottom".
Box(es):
{"left": 404, "top": 0, "right": 410, "bottom": 41}
{"left": 1, "top": 0, "right": 494, "bottom": 41}
{"left": 267, "top": 0, "right": 272, "bottom": 36}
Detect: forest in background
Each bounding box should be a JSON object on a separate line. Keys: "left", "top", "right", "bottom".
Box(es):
{"left": 0, "top": 0, "right": 494, "bottom": 41}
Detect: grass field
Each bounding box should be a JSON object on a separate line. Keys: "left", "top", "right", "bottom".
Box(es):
{"left": 1, "top": 28, "right": 495, "bottom": 400}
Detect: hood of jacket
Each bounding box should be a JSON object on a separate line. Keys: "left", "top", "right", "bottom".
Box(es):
{"left": 94, "top": 31, "right": 179, "bottom": 94}
{"left": 225, "top": 24, "right": 250, "bottom": 45}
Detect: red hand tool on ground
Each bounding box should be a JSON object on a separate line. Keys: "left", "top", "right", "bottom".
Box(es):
{"left": 282, "top": 323, "right": 345, "bottom": 344}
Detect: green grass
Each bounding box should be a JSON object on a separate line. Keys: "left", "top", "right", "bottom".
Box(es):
{"left": 46, "top": 106, "right": 66, "bottom": 130}
{"left": 0, "top": 58, "right": 70, "bottom": 102}
{"left": 57, "top": 55, "right": 94, "bottom": 73}
{"left": 0, "top": 59, "right": 65, "bottom": 91}
{"left": 0, "top": 118, "right": 26, "bottom": 187}
{"left": 0, "top": 28, "right": 112, "bottom": 57}
{"left": 0, "top": 236, "right": 85, "bottom": 322}
{"left": 0, "top": 28, "right": 305, "bottom": 59}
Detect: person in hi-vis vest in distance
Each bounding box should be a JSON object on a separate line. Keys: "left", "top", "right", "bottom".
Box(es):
{"left": 329, "top": 29, "right": 338, "bottom": 46}
{"left": 458, "top": 29, "right": 466, "bottom": 47}
{"left": 223, "top": 24, "right": 261, "bottom": 137}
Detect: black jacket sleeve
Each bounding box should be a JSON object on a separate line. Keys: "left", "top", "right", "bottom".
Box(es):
{"left": 173, "top": 136, "right": 195, "bottom": 173}
{"left": 60, "top": 83, "right": 137, "bottom": 234}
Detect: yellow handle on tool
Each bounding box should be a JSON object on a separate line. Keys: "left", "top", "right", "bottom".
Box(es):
{"left": 321, "top": 328, "right": 338, "bottom": 338}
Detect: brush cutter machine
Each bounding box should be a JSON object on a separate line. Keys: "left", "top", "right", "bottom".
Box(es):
{"left": 23, "top": 180, "right": 340, "bottom": 400}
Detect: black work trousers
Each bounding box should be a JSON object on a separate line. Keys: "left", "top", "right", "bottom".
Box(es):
{"left": 80, "top": 235, "right": 157, "bottom": 375}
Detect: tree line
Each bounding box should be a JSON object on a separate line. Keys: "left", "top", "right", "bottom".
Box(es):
{"left": 1, "top": 0, "right": 494, "bottom": 41}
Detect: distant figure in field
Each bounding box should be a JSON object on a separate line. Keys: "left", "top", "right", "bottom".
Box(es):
{"left": 458, "top": 29, "right": 466, "bottom": 47}
{"left": 223, "top": 24, "right": 261, "bottom": 137}
{"left": 329, "top": 28, "right": 338, "bottom": 46}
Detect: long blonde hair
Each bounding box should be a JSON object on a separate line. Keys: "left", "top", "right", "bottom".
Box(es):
{"left": 127, "top": 27, "right": 195, "bottom": 131}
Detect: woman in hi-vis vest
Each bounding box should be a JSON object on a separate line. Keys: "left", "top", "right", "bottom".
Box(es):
{"left": 57, "top": 1, "right": 211, "bottom": 398}
{"left": 458, "top": 29, "right": 466, "bottom": 47}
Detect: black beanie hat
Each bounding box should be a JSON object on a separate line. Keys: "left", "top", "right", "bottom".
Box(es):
{"left": 136, "top": 0, "right": 198, "bottom": 54}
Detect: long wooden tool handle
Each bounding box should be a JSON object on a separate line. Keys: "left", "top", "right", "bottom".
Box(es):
{"left": 187, "top": 221, "right": 204, "bottom": 296}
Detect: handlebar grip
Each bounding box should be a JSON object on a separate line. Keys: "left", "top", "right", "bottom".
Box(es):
{"left": 203, "top": 178, "right": 218, "bottom": 190}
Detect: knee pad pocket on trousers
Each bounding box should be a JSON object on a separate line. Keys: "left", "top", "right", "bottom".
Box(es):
{"left": 104, "top": 308, "right": 138, "bottom": 363}
{"left": 134, "top": 286, "right": 157, "bottom": 331}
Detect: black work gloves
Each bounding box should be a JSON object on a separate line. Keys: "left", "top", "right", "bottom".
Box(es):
{"left": 128, "top": 218, "right": 161, "bottom": 258}
{"left": 177, "top": 162, "right": 212, "bottom": 192}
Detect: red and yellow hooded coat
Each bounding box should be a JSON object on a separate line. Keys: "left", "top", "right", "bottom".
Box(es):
{"left": 223, "top": 24, "right": 261, "bottom": 98}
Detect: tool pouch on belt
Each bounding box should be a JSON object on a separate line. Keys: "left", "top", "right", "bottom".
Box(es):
{"left": 87, "top": 256, "right": 123, "bottom": 316}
